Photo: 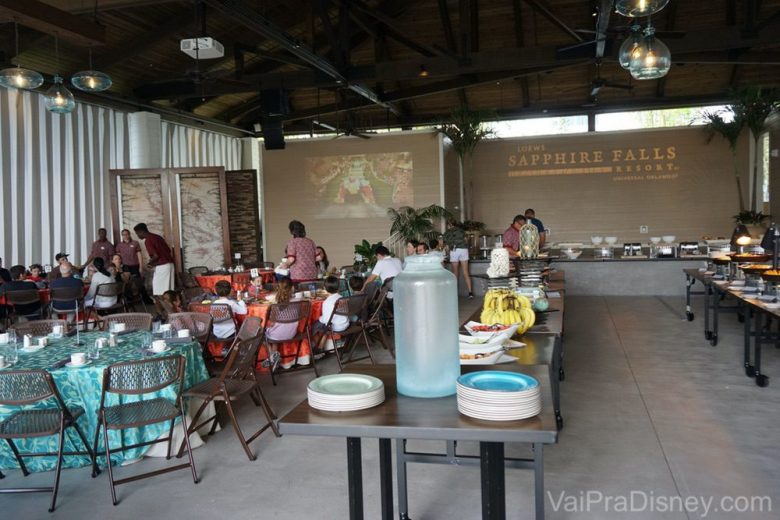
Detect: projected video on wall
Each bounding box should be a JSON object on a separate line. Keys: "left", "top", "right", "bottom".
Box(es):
{"left": 306, "top": 152, "right": 414, "bottom": 219}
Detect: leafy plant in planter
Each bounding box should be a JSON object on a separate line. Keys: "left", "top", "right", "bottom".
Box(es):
{"left": 387, "top": 204, "right": 452, "bottom": 244}
{"left": 439, "top": 106, "right": 495, "bottom": 220}
{"left": 459, "top": 220, "right": 486, "bottom": 232}
{"left": 733, "top": 211, "right": 770, "bottom": 225}
{"left": 737, "top": 87, "right": 779, "bottom": 212}
{"left": 353, "top": 240, "right": 383, "bottom": 272}
{"left": 701, "top": 107, "right": 745, "bottom": 211}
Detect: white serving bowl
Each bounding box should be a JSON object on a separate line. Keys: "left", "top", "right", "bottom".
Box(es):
{"left": 650, "top": 237, "right": 661, "bottom": 244}
{"left": 591, "top": 236, "right": 603, "bottom": 245}
{"left": 564, "top": 250, "right": 582, "bottom": 259}
{"left": 604, "top": 236, "right": 617, "bottom": 245}
{"left": 662, "top": 235, "right": 676, "bottom": 243}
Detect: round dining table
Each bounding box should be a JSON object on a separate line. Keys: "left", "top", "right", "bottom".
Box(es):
{"left": 0, "top": 330, "right": 209, "bottom": 472}
{"left": 195, "top": 270, "right": 274, "bottom": 294}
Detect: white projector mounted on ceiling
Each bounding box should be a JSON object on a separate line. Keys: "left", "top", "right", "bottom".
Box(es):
{"left": 180, "top": 37, "right": 224, "bottom": 59}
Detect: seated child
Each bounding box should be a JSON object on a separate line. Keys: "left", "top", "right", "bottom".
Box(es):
{"left": 161, "top": 290, "right": 183, "bottom": 313}
{"left": 212, "top": 280, "right": 247, "bottom": 338}
{"left": 311, "top": 276, "right": 350, "bottom": 350}
{"left": 261, "top": 278, "right": 298, "bottom": 370}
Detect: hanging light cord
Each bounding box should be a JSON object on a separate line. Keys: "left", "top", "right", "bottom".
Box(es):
{"left": 13, "top": 21, "right": 20, "bottom": 64}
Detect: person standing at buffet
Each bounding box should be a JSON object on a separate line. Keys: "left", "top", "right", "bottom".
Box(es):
{"left": 281, "top": 220, "right": 319, "bottom": 283}
{"left": 524, "top": 208, "right": 546, "bottom": 248}
{"left": 502, "top": 215, "right": 527, "bottom": 255}
{"left": 444, "top": 219, "right": 474, "bottom": 299}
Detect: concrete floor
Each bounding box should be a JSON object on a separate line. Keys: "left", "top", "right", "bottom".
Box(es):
{"left": 5, "top": 295, "right": 780, "bottom": 519}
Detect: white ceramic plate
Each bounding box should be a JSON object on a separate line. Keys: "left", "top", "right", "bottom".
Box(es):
{"left": 460, "top": 350, "right": 504, "bottom": 365}
{"left": 463, "top": 321, "right": 519, "bottom": 339}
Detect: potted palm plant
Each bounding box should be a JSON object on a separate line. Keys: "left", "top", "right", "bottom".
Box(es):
{"left": 439, "top": 106, "right": 494, "bottom": 221}
{"left": 387, "top": 204, "right": 452, "bottom": 244}
{"left": 701, "top": 107, "right": 745, "bottom": 211}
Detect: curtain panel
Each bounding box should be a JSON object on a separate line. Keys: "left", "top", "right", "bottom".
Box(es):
{"left": 0, "top": 88, "right": 129, "bottom": 267}
{"left": 162, "top": 122, "right": 242, "bottom": 170}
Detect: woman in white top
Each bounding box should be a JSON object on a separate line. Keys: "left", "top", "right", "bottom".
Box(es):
{"left": 84, "top": 257, "right": 118, "bottom": 308}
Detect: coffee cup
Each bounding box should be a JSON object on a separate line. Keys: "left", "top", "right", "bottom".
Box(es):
{"left": 303, "top": 290, "right": 312, "bottom": 298}
{"left": 177, "top": 329, "right": 190, "bottom": 338}
{"left": 113, "top": 323, "right": 126, "bottom": 332}
{"left": 38, "top": 337, "right": 48, "bottom": 348}
{"left": 52, "top": 325, "right": 64, "bottom": 337}
{"left": 294, "top": 292, "right": 303, "bottom": 300}
{"left": 0, "top": 333, "right": 8, "bottom": 344}
{"left": 151, "top": 339, "right": 167, "bottom": 352}
{"left": 70, "top": 353, "right": 87, "bottom": 366}
{"left": 159, "top": 324, "right": 172, "bottom": 332}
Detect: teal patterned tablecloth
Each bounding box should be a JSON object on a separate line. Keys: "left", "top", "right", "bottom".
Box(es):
{"left": 0, "top": 331, "right": 209, "bottom": 472}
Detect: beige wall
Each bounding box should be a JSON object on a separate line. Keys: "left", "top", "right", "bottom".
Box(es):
{"left": 469, "top": 126, "right": 750, "bottom": 243}
{"left": 262, "top": 131, "right": 442, "bottom": 268}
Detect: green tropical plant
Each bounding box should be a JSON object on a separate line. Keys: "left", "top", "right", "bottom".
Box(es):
{"left": 439, "top": 106, "right": 495, "bottom": 220}
{"left": 353, "top": 239, "right": 383, "bottom": 271}
{"left": 733, "top": 210, "right": 770, "bottom": 225}
{"left": 701, "top": 107, "right": 745, "bottom": 211}
{"left": 734, "top": 87, "right": 780, "bottom": 212}
{"left": 387, "top": 204, "right": 452, "bottom": 243}
{"left": 460, "top": 220, "right": 486, "bottom": 232}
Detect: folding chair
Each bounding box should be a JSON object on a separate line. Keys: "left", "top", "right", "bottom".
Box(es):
{"left": 123, "top": 276, "right": 147, "bottom": 313}
{"left": 10, "top": 319, "right": 69, "bottom": 337}
{"left": 187, "top": 303, "right": 235, "bottom": 365}
{"left": 3, "top": 289, "right": 43, "bottom": 328}
{"left": 49, "top": 285, "right": 85, "bottom": 322}
{"left": 322, "top": 293, "right": 374, "bottom": 370}
{"left": 91, "top": 355, "right": 198, "bottom": 505}
{"left": 261, "top": 300, "right": 313, "bottom": 385}
{"left": 179, "top": 335, "right": 279, "bottom": 461}
{"left": 83, "top": 282, "right": 125, "bottom": 330}
{"left": 102, "top": 312, "right": 153, "bottom": 332}
{"left": 363, "top": 282, "right": 395, "bottom": 356}
{"left": 0, "top": 370, "right": 94, "bottom": 512}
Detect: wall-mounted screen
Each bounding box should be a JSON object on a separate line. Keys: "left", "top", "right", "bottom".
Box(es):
{"left": 305, "top": 152, "right": 413, "bottom": 219}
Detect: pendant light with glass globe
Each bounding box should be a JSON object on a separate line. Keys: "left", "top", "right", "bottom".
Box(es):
{"left": 0, "top": 22, "right": 44, "bottom": 90}
{"left": 71, "top": 47, "right": 112, "bottom": 92}
{"left": 44, "top": 35, "right": 76, "bottom": 114}
{"left": 615, "top": 0, "right": 670, "bottom": 18}
{"left": 618, "top": 24, "right": 643, "bottom": 70}
{"left": 628, "top": 24, "right": 671, "bottom": 80}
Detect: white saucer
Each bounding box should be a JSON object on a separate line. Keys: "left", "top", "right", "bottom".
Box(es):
{"left": 148, "top": 347, "right": 171, "bottom": 354}
{"left": 65, "top": 361, "right": 92, "bottom": 368}
{"left": 0, "top": 363, "right": 11, "bottom": 369}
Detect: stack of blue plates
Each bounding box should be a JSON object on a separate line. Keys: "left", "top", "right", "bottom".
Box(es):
{"left": 456, "top": 371, "right": 541, "bottom": 421}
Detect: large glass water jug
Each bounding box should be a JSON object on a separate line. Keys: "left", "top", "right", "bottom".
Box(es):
{"left": 393, "top": 253, "right": 460, "bottom": 397}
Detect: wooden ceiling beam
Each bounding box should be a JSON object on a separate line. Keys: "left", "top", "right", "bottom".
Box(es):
{"left": 512, "top": 0, "right": 531, "bottom": 108}
{"left": 95, "top": 10, "right": 195, "bottom": 69}
{"left": 0, "top": 0, "right": 106, "bottom": 46}
{"left": 521, "top": 0, "right": 583, "bottom": 43}
{"left": 44, "top": 0, "right": 183, "bottom": 15}
{"left": 438, "top": 0, "right": 467, "bottom": 105}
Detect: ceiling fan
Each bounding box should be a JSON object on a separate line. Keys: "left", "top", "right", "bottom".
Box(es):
{"left": 589, "top": 61, "right": 633, "bottom": 97}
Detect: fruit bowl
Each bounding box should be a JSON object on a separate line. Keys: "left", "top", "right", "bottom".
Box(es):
{"left": 761, "top": 269, "right": 780, "bottom": 282}
{"left": 662, "top": 235, "right": 676, "bottom": 243}
{"left": 731, "top": 253, "right": 771, "bottom": 263}
{"left": 740, "top": 264, "right": 772, "bottom": 274}
{"left": 713, "top": 256, "right": 732, "bottom": 265}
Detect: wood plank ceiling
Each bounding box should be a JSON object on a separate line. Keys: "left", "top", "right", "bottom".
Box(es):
{"left": 2, "top": 0, "right": 780, "bottom": 136}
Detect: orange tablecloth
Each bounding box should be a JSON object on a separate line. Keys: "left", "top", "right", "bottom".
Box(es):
{"left": 195, "top": 271, "right": 274, "bottom": 294}
{"left": 240, "top": 299, "right": 324, "bottom": 370}
{"left": 0, "top": 286, "right": 89, "bottom": 306}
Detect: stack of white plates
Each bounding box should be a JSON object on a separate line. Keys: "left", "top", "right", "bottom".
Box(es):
{"left": 307, "top": 373, "right": 385, "bottom": 412}
{"left": 457, "top": 371, "right": 541, "bottom": 421}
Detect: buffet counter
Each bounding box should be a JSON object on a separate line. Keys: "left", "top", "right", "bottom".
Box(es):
{"left": 463, "top": 252, "right": 707, "bottom": 297}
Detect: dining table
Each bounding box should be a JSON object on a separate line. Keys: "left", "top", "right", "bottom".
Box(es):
{"left": 0, "top": 330, "right": 209, "bottom": 472}
{"left": 194, "top": 270, "right": 274, "bottom": 294}
{"left": 279, "top": 364, "right": 558, "bottom": 520}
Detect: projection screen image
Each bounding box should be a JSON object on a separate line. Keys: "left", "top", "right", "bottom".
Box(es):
{"left": 306, "top": 152, "right": 413, "bottom": 219}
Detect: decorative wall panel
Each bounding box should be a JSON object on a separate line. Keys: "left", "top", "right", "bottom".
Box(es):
{"left": 178, "top": 174, "right": 226, "bottom": 269}
{"left": 225, "top": 170, "right": 262, "bottom": 264}
{"left": 119, "top": 176, "right": 165, "bottom": 237}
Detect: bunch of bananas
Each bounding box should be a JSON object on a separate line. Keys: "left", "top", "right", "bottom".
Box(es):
{"left": 479, "top": 289, "right": 536, "bottom": 333}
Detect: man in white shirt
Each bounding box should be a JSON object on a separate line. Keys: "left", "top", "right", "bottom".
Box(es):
{"left": 365, "top": 246, "right": 402, "bottom": 286}
{"left": 212, "top": 280, "right": 247, "bottom": 338}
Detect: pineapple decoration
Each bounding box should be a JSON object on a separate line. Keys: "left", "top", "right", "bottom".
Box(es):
{"left": 518, "top": 223, "right": 540, "bottom": 259}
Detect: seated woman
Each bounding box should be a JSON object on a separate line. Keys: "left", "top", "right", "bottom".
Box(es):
{"left": 261, "top": 278, "right": 298, "bottom": 370}
{"left": 316, "top": 246, "right": 330, "bottom": 277}
{"left": 84, "top": 257, "right": 117, "bottom": 308}
{"left": 212, "top": 280, "right": 247, "bottom": 338}
{"left": 110, "top": 253, "right": 131, "bottom": 283}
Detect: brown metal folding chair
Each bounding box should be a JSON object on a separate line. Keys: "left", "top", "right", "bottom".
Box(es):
{"left": 322, "top": 293, "right": 375, "bottom": 370}
{"left": 3, "top": 289, "right": 43, "bottom": 328}
{"left": 83, "top": 282, "right": 125, "bottom": 330}
{"left": 49, "top": 284, "right": 85, "bottom": 321}
{"left": 10, "top": 319, "right": 69, "bottom": 337}
{"left": 91, "top": 355, "right": 198, "bottom": 505}
{"left": 179, "top": 335, "right": 279, "bottom": 461}
{"left": 261, "top": 300, "right": 313, "bottom": 385}
{"left": 0, "top": 370, "right": 94, "bottom": 512}
{"left": 102, "top": 312, "right": 153, "bottom": 332}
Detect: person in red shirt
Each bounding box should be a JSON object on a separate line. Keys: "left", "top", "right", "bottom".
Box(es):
{"left": 85, "top": 228, "right": 115, "bottom": 266}
{"left": 26, "top": 264, "right": 45, "bottom": 284}
{"left": 502, "top": 215, "right": 526, "bottom": 255}
{"left": 115, "top": 228, "right": 144, "bottom": 276}
{"left": 133, "top": 223, "right": 175, "bottom": 295}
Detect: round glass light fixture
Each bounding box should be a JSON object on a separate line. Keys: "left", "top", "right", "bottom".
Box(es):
{"left": 0, "top": 66, "right": 44, "bottom": 90}
{"left": 71, "top": 70, "right": 112, "bottom": 92}
{"left": 618, "top": 25, "right": 643, "bottom": 69}
{"left": 628, "top": 27, "right": 671, "bottom": 80}
{"left": 615, "top": 0, "right": 670, "bottom": 17}
{"left": 44, "top": 75, "right": 76, "bottom": 114}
